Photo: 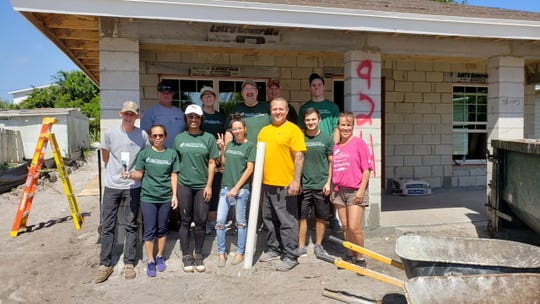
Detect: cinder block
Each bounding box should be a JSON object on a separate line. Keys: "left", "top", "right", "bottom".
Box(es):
{"left": 395, "top": 81, "right": 413, "bottom": 92}
{"left": 422, "top": 93, "right": 441, "bottom": 103}
{"left": 404, "top": 135, "right": 422, "bottom": 144}
{"left": 394, "top": 144, "right": 413, "bottom": 155}
{"left": 276, "top": 56, "right": 297, "bottom": 67}
{"left": 280, "top": 67, "right": 292, "bottom": 79}
{"left": 396, "top": 61, "right": 414, "bottom": 71}
{"left": 393, "top": 70, "right": 407, "bottom": 81}
{"left": 414, "top": 145, "right": 432, "bottom": 155}
{"left": 291, "top": 67, "right": 314, "bottom": 80}
{"left": 395, "top": 166, "right": 413, "bottom": 177}
{"left": 156, "top": 51, "right": 183, "bottom": 63}
{"left": 423, "top": 155, "right": 441, "bottom": 165}
{"left": 404, "top": 155, "right": 422, "bottom": 166}
{"left": 385, "top": 92, "right": 404, "bottom": 103}
{"left": 426, "top": 71, "right": 443, "bottom": 82}
{"left": 413, "top": 82, "right": 431, "bottom": 92}
{"left": 297, "top": 56, "right": 319, "bottom": 67}
{"left": 415, "top": 61, "right": 433, "bottom": 72}
{"left": 413, "top": 103, "right": 434, "bottom": 114}
{"left": 422, "top": 135, "right": 441, "bottom": 145}
{"left": 423, "top": 113, "right": 442, "bottom": 124}
{"left": 408, "top": 71, "right": 426, "bottom": 82}
{"left": 404, "top": 92, "right": 422, "bottom": 102}
{"left": 386, "top": 156, "right": 404, "bottom": 166}
{"left": 253, "top": 55, "right": 275, "bottom": 66}
{"left": 395, "top": 103, "right": 413, "bottom": 113}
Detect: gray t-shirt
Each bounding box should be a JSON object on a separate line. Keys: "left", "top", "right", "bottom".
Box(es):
{"left": 102, "top": 126, "right": 150, "bottom": 189}
{"left": 141, "top": 104, "right": 185, "bottom": 148}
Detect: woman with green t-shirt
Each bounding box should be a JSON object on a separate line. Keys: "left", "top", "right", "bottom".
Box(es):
{"left": 174, "top": 104, "right": 219, "bottom": 273}
{"left": 215, "top": 113, "right": 256, "bottom": 267}
{"left": 130, "top": 124, "right": 180, "bottom": 278}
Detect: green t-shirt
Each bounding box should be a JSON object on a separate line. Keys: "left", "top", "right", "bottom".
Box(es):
{"left": 302, "top": 131, "right": 334, "bottom": 190}
{"left": 202, "top": 111, "right": 226, "bottom": 138}
{"left": 226, "top": 102, "right": 271, "bottom": 143}
{"left": 298, "top": 99, "right": 340, "bottom": 136}
{"left": 135, "top": 147, "right": 180, "bottom": 203}
{"left": 174, "top": 131, "right": 219, "bottom": 189}
{"left": 221, "top": 140, "right": 256, "bottom": 189}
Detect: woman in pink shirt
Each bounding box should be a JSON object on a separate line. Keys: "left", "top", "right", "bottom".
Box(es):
{"left": 331, "top": 112, "right": 373, "bottom": 267}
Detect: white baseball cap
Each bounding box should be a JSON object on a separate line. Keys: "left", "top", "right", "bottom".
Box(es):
{"left": 185, "top": 104, "right": 203, "bottom": 116}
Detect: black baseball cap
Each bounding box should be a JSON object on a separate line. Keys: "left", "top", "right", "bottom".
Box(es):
{"left": 157, "top": 81, "right": 173, "bottom": 92}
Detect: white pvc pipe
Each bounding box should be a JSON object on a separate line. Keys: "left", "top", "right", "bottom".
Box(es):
{"left": 243, "top": 142, "right": 265, "bottom": 269}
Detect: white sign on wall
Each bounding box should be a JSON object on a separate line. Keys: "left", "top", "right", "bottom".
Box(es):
{"left": 208, "top": 24, "right": 280, "bottom": 45}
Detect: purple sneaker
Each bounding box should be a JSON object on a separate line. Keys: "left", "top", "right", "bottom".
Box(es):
{"left": 147, "top": 261, "right": 156, "bottom": 277}
{"left": 156, "top": 256, "right": 166, "bottom": 272}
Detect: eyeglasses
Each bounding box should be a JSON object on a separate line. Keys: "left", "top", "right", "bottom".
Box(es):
{"left": 187, "top": 115, "right": 201, "bottom": 120}
{"left": 151, "top": 134, "right": 165, "bottom": 139}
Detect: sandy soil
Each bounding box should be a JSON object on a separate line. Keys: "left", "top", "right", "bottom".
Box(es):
{"left": 0, "top": 151, "right": 481, "bottom": 304}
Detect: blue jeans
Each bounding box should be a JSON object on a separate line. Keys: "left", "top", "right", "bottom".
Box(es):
{"left": 216, "top": 187, "right": 250, "bottom": 255}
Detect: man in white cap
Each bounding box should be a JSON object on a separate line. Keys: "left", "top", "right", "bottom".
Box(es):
{"left": 96, "top": 101, "right": 150, "bottom": 283}
{"left": 141, "top": 81, "right": 185, "bottom": 148}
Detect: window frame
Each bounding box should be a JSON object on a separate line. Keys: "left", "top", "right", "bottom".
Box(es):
{"left": 452, "top": 84, "right": 488, "bottom": 165}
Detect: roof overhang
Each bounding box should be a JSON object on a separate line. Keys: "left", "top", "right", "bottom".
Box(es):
{"left": 11, "top": 0, "right": 540, "bottom": 40}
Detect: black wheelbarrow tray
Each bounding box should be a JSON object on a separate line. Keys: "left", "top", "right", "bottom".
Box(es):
{"left": 319, "top": 235, "right": 540, "bottom": 303}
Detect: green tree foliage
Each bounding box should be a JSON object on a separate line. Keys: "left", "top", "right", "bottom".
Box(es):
{"left": 19, "top": 70, "right": 100, "bottom": 141}
{"left": 0, "top": 98, "right": 17, "bottom": 110}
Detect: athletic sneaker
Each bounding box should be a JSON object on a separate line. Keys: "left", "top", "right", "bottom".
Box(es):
{"left": 156, "top": 256, "right": 166, "bottom": 272}
{"left": 259, "top": 251, "right": 281, "bottom": 262}
{"left": 352, "top": 257, "right": 367, "bottom": 276}
{"left": 183, "top": 255, "right": 195, "bottom": 273}
{"left": 194, "top": 254, "right": 206, "bottom": 272}
{"left": 297, "top": 246, "right": 308, "bottom": 257}
{"left": 275, "top": 257, "right": 299, "bottom": 271}
{"left": 313, "top": 244, "right": 328, "bottom": 257}
{"left": 147, "top": 261, "right": 156, "bottom": 277}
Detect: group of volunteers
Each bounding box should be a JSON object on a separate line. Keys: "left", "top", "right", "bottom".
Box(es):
{"left": 95, "top": 73, "right": 373, "bottom": 283}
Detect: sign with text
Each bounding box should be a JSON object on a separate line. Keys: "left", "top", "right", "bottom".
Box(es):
{"left": 208, "top": 25, "right": 280, "bottom": 45}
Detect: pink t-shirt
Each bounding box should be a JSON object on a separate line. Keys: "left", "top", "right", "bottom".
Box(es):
{"left": 332, "top": 136, "right": 373, "bottom": 190}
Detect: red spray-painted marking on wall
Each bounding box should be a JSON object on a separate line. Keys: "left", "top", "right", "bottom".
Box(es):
{"left": 355, "top": 59, "right": 377, "bottom": 177}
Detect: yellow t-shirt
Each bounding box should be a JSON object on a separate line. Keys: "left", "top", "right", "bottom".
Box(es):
{"left": 258, "top": 121, "right": 306, "bottom": 186}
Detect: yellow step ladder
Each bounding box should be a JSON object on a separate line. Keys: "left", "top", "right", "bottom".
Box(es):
{"left": 10, "top": 117, "right": 84, "bottom": 237}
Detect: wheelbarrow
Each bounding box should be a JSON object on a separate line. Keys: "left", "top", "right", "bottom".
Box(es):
{"left": 318, "top": 235, "right": 540, "bottom": 303}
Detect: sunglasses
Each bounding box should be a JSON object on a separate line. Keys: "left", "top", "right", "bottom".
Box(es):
{"left": 151, "top": 134, "right": 165, "bottom": 139}
{"left": 187, "top": 115, "right": 201, "bottom": 120}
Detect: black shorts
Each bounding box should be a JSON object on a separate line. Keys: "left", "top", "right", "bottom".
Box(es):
{"left": 298, "top": 189, "right": 330, "bottom": 220}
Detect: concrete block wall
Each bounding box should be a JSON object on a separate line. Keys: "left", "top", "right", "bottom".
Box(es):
{"left": 383, "top": 59, "right": 488, "bottom": 190}
{"left": 524, "top": 84, "right": 536, "bottom": 139}
{"left": 139, "top": 49, "right": 343, "bottom": 114}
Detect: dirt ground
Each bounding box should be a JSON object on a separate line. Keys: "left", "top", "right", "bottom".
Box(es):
{"left": 0, "top": 151, "right": 484, "bottom": 304}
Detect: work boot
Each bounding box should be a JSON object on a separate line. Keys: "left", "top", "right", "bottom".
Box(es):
{"left": 124, "top": 264, "right": 136, "bottom": 280}
{"left": 95, "top": 265, "right": 113, "bottom": 284}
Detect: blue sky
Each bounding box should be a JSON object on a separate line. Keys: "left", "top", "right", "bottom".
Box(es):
{"left": 1, "top": 0, "right": 539, "bottom": 102}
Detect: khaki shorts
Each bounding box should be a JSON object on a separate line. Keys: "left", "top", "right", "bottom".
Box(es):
{"left": 331, "top": 188, "right": 369, "bottom": 207}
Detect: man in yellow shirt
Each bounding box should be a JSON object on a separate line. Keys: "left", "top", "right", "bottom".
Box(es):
{"left": 257, "top": 97, "right": 306, "bottom": 271}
